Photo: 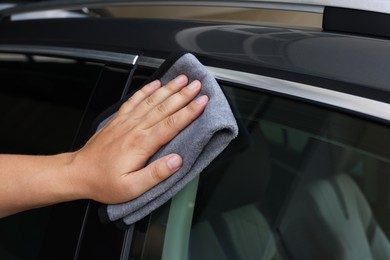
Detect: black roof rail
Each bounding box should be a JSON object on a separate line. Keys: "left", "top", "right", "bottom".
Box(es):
{"left": 323, "top": 6, "right": 390, "bottom": 38}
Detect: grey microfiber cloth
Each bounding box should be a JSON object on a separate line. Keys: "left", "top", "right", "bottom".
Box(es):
{"left": 97, "top": 53, "right": 238, "bottom": 227}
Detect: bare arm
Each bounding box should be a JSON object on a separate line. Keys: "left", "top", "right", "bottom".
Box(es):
{"left": 0, "top": 75, "right": 208, "bottom": 218}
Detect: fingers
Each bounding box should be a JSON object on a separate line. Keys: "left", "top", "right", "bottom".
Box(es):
{"left": 117, "top": 80, "right": 162, "bottom": 115}
{"left": 126, "top": 154, "right": 183, "bottom": 198}
{"left": 149, "top": 94, "right": 209, "bottom": 150}
{"left": 119, "top": 75, "right": 189, "bottom": 118}
{"left": 131, "top": 75, "right": 189, "bottom": 119}
{"left": 140, "top": 79, "right": 202, "bottom": 129}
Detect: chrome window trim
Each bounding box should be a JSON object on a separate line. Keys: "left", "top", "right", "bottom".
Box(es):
{"left": 137, "top": 56, "right": 164, "bottom": 69}
{"left": 138, "top": 55, "right": 390, "bottom": 122}
{"left": 209, "top": 67, "right": 390, "bottom": 122}
{"left": 0, "top": 44, "right": 138, "bottom": 65}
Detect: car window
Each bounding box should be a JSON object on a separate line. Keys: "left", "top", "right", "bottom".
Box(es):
{"left": 133, "top": 83, "right": 390, "bottom": 260}
{"left": 0, "top": 53, "right": 102, "bottom": 259}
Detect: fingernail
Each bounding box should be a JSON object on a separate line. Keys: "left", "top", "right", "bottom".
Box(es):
{"left": 147, "top": 80, "right": 160, "bottom": 89}
{"left": 187, "top": 80, "right": 201, "bottom": 90}
{"left": 174, "top": 75, "right": 186, "bottom": 84}
{"left": 167, "top": 154, "right": 183, "bottom": 170}
{"left": 195, "top": 95, "right": 208, "bottom": 105}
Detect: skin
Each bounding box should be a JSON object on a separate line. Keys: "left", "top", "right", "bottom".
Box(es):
{"left": 0, "top": 74, "right": 208, "bottom": 218}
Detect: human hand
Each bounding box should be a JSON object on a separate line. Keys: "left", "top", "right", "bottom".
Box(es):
{"left": 67, "top": 75, "right": 208, "bottom": 204}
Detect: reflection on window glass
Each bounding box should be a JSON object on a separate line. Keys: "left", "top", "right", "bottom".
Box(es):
{"left": 160, "top": 84, "right": 390, "bottom": 260}
{"left": 0, "top": 53, "right": 101, "bottom": 259}
{"left": 93, "top": 6, "right": 322, "bottom": 28}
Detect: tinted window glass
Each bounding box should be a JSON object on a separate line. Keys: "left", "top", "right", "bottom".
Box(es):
{"left": 0, "top": 53, "right": 101, "bottom": 259}
{"left": 155, "top": 84, "right": 390, "bottom": 260}
{"left": 191, "top": 85, "right": 390, "bottom": 260}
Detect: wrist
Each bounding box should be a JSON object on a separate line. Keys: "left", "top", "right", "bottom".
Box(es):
{"left": 55, "top": 151, "right": 86, "bottom": 202}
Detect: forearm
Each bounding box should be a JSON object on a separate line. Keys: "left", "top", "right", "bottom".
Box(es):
{"left": 0, "top": 153, "right": 78, "bottom": 217}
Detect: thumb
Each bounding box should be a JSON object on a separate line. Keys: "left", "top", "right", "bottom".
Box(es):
{"left": 127, "top": 154, "right": 183, "bottom": 199}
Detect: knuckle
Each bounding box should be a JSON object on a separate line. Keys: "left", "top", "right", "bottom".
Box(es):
{"left": 108, "top": 115, "right": 125, "bottom": 129}
{"left": 145, "top": 96, "right": 156, "bottom": 107}
{"left": 140, "top": 85, "right": 149, "bottom": 93}
{"left": 164, "top": 115, "right": 179, "bottom": 131}
{"left": 139, "top": 86, "right": 152, "bottom": 97}
{"left": 127, "top": 95, "right": 136, "bottom": 102}
{"left": 177, "top": 85, "right": 194, "bottom": 98}
{"left": 156, "top": 102, "right": 168, "bottom": 114}
{"left": 187, "top": 101, "right": 200, "bottom": 114}
{"left": 118, "top": 100, "right": 132, "bottom": 113}
{"left": 150, "top": 163, "right": 165, "bottom": 182}
{"left": 178, "top": 89, "right": 188, "bottom": 99}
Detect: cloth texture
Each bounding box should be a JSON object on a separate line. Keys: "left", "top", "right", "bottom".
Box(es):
{"left": 98, "top": 53, "right": 238, "bottom": 226}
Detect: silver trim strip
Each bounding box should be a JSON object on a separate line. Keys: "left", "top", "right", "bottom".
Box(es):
{"left": 138, "top": 55, "right": 390, "bottom": 122}
{"left": 137, "top": 56, "right": 164, "bottom": 68}
{"left": 0, "top": 45, "right": 138, "bottom": 65}
{"left": 209, "top": 67, "right": 390, "bottom": 122}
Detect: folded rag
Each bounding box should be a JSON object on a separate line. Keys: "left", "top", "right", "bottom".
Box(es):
{"left": 97, "top": 53, "right": 238, "bottom": 227}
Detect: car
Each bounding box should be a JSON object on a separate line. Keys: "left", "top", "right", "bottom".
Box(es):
{"left": 1, "top": 1, "right": 390, "bottom": 259}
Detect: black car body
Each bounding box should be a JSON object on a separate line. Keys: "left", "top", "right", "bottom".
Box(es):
{"left": 1, "top": 1, "right": 390, "bottom": 259}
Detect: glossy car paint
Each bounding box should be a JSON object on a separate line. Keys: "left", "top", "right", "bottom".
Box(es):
{"left": 1, "top": 18, "right": 390, "bottom": 102}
